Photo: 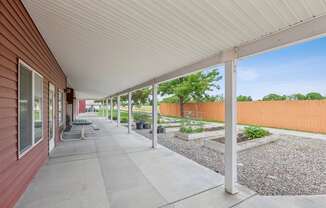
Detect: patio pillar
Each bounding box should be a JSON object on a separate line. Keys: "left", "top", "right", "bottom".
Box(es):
{"left": 128, "top": 92, "right": 132, "bottom": 133}
{"left": 152, "top": 83, "right": 158, "bottom": 148}
{"left": 224, "top": 60, "right": 238, "bottom": 194}
{"left": 102, "top": 99, "right": 105, "bottom": 118}
{"left": 110, "top": 97, "right": 113, "bottom": 121}
{"left": 117, "top": 95, "right": 120, "bottom": 126}
{"left": 105, "top": 98, "right": 109, "bottom": 119}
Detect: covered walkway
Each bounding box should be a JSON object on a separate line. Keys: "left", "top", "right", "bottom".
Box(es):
{"left": 2, "top": 1, "right": 326, "bottom": 207}
{"left": 15, "top": 115, "right": 326, "bottom": 208}
{"left": 15, "top": 115, "right": 254, "bottom": 208}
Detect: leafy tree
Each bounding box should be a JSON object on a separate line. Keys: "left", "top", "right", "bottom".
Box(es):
{"left": 159, "top": 69, "right": 222, "bottom": 117}
{"left": 161, "top": 96, "right": 179, "bottom": 103}
{"left": 305, "top": 92, "right": 324, "bottom": 100}
{"left": 120, "top": 88, "right": 151, "bottom": 112}
{"left": 237, "top": 95, "right": 253, "bottom": 102}
{"left": 288, "top": 93, "right": 306, "bottom": 100}
{"left": 201, "top": 94, "right": 224, "bottom": 102}
{"left": 120, "top": 95, "right": 128, "bottom": 107}
{"left": 132, "top": 88, "right": 150, "bottom": 108}
{"left": 262, "top": 93, "right": 287, "bottom": 101}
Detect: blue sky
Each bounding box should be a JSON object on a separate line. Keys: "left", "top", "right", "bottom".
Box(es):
{"left": 212, "top": 37, "right": 326, "bottom": 100}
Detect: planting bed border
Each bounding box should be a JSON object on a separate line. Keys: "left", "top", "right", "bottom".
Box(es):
{"left": 175, "top": 130, "right": 225, "bottom": 141}
{"left": 204, "top": 134, "right": 280, "bottom": 153}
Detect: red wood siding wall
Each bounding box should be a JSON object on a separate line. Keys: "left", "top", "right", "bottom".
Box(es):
{"left": 0, "top": 0, "right": 67, "bottom": 207}
{"left": 79, "top": 99, "right": 86, "bottom": 113}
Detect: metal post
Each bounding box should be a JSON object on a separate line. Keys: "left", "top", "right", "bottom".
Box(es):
{"left": 117, "top": 95, "right": 120, "bottom": 126}
{"left": 110, "top": 97, "right": 113, "bottom": 121}
{"left": 152, "top": 83, "right": 158, "bottom": 148}
{"left": 128, "top": 92, "right": 132, "bottom": 133}
{"left": 224, "top": 60, "right": 238, "bottom": 194}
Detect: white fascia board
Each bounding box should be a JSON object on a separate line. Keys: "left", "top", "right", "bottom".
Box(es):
{"left": 108, "top": 15, "right": 326, "bottom": 98}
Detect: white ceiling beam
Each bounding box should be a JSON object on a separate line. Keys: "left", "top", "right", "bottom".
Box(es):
{"left": 109, "top": 49, "right": 236, "bottom": 97}
{"left": 109, "top": 15, "right": 326, "bottom": 98}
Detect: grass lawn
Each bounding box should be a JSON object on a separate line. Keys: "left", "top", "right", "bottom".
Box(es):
{"left": 120, "top": 105, "right": 154, "bottom": 113}
{"left": 97, "top": 108, "right": 128, "bottom": 120}
{"left": 97, "top": 108, "right": 152, "bottom": 123}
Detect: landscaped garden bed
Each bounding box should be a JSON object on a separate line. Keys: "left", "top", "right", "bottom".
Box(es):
{"left": 134, "top": 124, "right": 326, "bottom": 196}
{"left": 203, "top": 126, "right": 279, "bottom": 153}
{"left": 204, "top": 132, "right": 279, "bottom": 153}
{"left": 175, "top": 129, "right": 224, "bottom": 141}
{"left": 174, "top": 118, "right": 225, "bottom": 141}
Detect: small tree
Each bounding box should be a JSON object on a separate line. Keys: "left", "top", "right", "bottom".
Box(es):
{"left": 305, "top": 92, "right": 324, "bottom": 100}
{"left": 161, "top": 96, "right": 179, "bottom": 103}
{"left": 159, "top": 69, "right": 222, "bottom": 117}
{"left": 120, "top": 88, "right": 150, "bottom": 112}
{"left": 237, "top": 95, "right": 253, "bottom": 102}
{"left": 201, "top": 94, "right": 224, "bottom": 102}
{"left": 132, "top": 88, "right": 150, "bottom": 110}
{"left": 262, "top": 93, "right": 287, "bottom": 101}
{"left": 288, "top": 93, "right": 306, "bottom": 100}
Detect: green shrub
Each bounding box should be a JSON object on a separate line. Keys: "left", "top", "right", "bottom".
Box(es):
{"left": 193, "top": 127, "right": 204, "bottom": 133}
{"left": 133, "top": 112, "right": 150, "bottom": 122}
{"left": 121, "top": 117, "right": 128, "bottom": 123}
{"left": 244, "top": 126, "right": 270, "bottom": 139}
{"left": 180, "top": 126, "right": 204, "bottom": 134}
{"left": 180, "top": 126, "right": 193, "bottom": 133}
{"left": 179, "top": 116, "right": 204, "bottom": 134}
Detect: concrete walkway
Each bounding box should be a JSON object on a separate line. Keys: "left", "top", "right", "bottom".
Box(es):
{"left": 15, "top": 117, "right": 254, "bottom": 208}
{"left": 15, "top": 117, "right": 326, "bottom": 208}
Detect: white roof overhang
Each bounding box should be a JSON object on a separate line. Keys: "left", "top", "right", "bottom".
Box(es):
{"left": 22, "top": 0, "right": 326, "bottom": 99}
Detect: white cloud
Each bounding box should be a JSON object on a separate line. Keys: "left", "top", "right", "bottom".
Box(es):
{"left": 238, "top": 68, "right": 259, "bottom": 81}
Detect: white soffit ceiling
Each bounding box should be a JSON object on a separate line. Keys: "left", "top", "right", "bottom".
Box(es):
{"left": 22, "top": 0, "right": 326, "bottom": 99}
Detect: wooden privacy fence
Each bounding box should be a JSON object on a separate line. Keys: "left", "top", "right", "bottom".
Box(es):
{"left": 159, "top": 100, "right": 326, "bottom": 134}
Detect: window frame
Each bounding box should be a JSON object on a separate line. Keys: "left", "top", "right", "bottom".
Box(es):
{"left": 18, "top": 59, "right": 44, "bottom": 159}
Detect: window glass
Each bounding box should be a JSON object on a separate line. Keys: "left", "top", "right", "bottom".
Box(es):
{"left": 19, "top": 65, "right": 33, "bottom": 153}
{"left": 58, "top": 91, "right": 63, "bottom": 125}
{"left": 49, "top": 87, "right": 54, "bottom": 140}
{"left": 34, "top": 74, "right": 43, "bottom": 142}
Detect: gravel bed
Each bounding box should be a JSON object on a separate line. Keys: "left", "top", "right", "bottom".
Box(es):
{"left": 135, "top": 129, "right": 326, "bottom": 196}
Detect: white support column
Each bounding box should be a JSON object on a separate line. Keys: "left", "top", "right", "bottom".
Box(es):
{"left": 224, "top": 60, "right": 238, "bottom": 194}
{"left": 110, "top": 97, "right": 113, "bottom": 121}
{"left": 105, "top": 98, "right": 109, "bottom": 119}
{"left": 128, "top": 92, "right": 132, "bottom": 133}
{"left": 102, "top": 100, "right": 105, "bottom": 118}
{"left": 152, "top": 83, "right": 158, "bottom": 149}
{"left": 117, "top": 95, "right": 121, "bottom": 126}
{"left": 103, "top": 99, "right": 106, "bottom": 118}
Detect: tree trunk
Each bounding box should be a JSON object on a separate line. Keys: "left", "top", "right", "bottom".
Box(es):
{"left": 179, "top": 96, "right": 185, "bottom": 117}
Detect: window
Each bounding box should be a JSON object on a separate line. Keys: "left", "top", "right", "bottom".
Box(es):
{"left": 58, "top": 90, "right": 64, "bottom": 126}
{"left": 34, "top": 74, "right": 43, "bottom": 142}
{"left": 19, "top": 64, "right": 33, "bottom": 153}
{"left": 19, "top": 60, "right": 43, "bottom": 156}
